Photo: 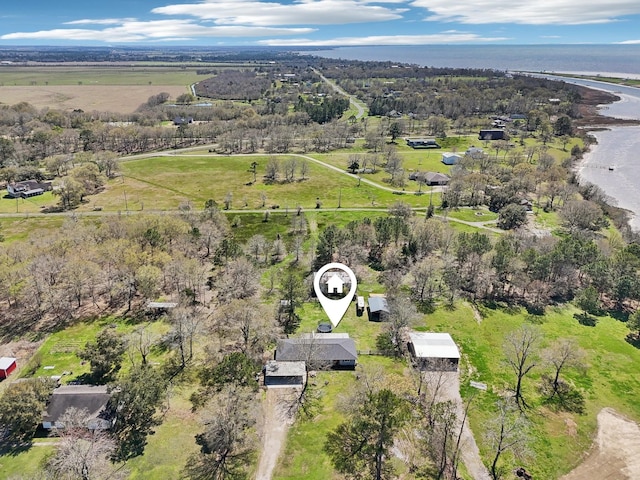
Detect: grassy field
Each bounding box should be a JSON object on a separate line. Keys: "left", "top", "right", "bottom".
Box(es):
{"left": 81, "top": 154, "right": 437, "bottom": 213}
{"left": 0, "top": 191, "right": 57, "bottom": 214}
{"left": 0, "top": 66, "right": 204, "bottom": 86}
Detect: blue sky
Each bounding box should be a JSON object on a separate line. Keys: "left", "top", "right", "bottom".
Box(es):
{"left": 1, "top": 0, "right": 640, "bottom": 46}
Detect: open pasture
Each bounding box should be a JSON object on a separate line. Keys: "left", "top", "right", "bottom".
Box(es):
{"left": 0, "top": 85, "right": 189, "bottom": 113}
{"left": 0, "top": 65, "right": 203, "bottom": 112}
{"left": 84, "top": 154, "right": 435, "bottom": 212}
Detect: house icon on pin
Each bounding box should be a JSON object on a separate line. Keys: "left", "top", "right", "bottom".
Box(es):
{"left": 327, "top": 273, "right": 345, "bottom": 294}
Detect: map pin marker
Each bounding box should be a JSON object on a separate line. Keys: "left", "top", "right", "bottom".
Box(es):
{"left": 314, "top": 262, "right": 357, "bottom": 328}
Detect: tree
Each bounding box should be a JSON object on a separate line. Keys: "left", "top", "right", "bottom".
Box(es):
{"left": 216, "top": 258, "right": 260, "bottom": 302}
{"left": 46, "top": 407, "right": 127, "bottom": 480}
{"left": 186, "top": 387, "right": 257, "bottom": 480}
{"left": 553, "top": 115, "right": 573, "bottom": 136}
{"left": 389, "top": 121, "right": 403, "bottom": 143}
{"left": 485, "top": 400, "right": 531, "bottom": 480}
{"left": 542, "top": 338, "right": 585, "bottom": 399}
{"left": 0, "top": 378, "right": 55, "bottom": 445}
{"left": 559, "top": 200, "right": 608, "bottom": 233}
{"left": 503, "top": 325, "right": 541, "bottom": 410}
{"left": 166, "top": 306, "right": 204, "bottom": 368}
{"left": 379, "top": 294, "right": 418, "bottom": 357}
{"left": 264, "top": 156, "right": 280, "bottom": 182}
{"left": 191, "top": 352, "right": 259, "bottom": 409}
{"left": 77, "top": 328, "right": 126, "bottom": 384}
{"left": 278, "top": 270, "right": 306, "bottom": 334}
{"left": 497, "top": 204, "right": 528, "bottom": 230}
{"left": 108, "top": 365, "right": 167, "bottom": 462}
{"left": 54, "top": 176, "right": 86, "bottom": 209}
{"left": 325, "top": 389, "right": 409, "bottom": 480}
{"left": 575, "top": 285, "right": 601, "bottom": 316}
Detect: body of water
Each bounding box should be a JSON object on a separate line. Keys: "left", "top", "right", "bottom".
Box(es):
{"left": 309, "top": 45, "right": 640, "bottom": 76}
{"left": 309, "top": 45, "right": 640, "bottom": 231}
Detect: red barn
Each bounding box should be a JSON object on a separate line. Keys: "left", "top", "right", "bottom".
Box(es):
{"left": 0, "top": 357, "right": 17, "bottom": 379}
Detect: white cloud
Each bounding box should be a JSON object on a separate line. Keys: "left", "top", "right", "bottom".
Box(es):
{"left": 618, "top": 39, "right": 640, "bottom": 44}
{"left": 411, "top": 0, "right": 640, "bottom": 25}
{"left": 260, "top": 32, "right": 510, "bottom": 45}
{"left": 0, "top": 20, "right": 315, "bottom": 42}
{"left": 152, "top": 0, "right": 406, "bottom": 25}
{"left": 64, "top": 18, "right": 136, "bottom": 25}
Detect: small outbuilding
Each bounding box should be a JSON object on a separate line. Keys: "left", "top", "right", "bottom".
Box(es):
{"left": 42, "top": 385, "right": 112, "bottom": 430}
{"left": 264, "top": 360, "right": 306, "bottom": 388}
{"left": 441, "top": 153, "right": 462, "bottom": 165}
{"left": 408, "top": 332, "right": 460, "bottom": 371}
{"left": 406, "top": 138, "right": 441, "bottom": 149}
{"left": 368, "top": 296, "right": 389, "bottom": 322}
{"left": 0, "top": 357, "right": 17, "bottom": 379}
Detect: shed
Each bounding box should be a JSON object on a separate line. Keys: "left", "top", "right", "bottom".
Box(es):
{"left": 42, "top": 385, "right": 112, "bottom": 430}
{"left": 408, "top": 332, "right": 460, "bottom": 371}
{"left": 0, "top": 357, "right": 17, "bottom": 379}
{"left": 368, "top": 296, "right": 389, "bottom": 322}
{"left": 264, "top": 360, "right": 306, "bottom": 388}
{"left": 441, "top": 153, "right": 462, "bottom": 165}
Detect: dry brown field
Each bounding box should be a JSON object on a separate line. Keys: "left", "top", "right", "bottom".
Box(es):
{"left": 0, "top": 85, "right": 189, "bottom": 113}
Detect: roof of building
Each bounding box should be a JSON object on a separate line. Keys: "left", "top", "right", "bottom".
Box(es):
{"left": 146, "top": 302, "right": 178, "bottom": 309}
{"left": 442, "top": 152, "right": 462, "bottom": 158}
{"left": 409, "top": 332, "right": 460, "bottom": 359}
{"left": 425, "top": 172, "right": 450, "bottom": 182}
{"left": 368, "top": 296, "right": 389, "bottom": 314}
{"left": 0, "top": 357, "right": 16, "bottom": 370}
{"left": 43, "top": 385, "right": 111, "bottom": 425}
{"left": 264, "top": 360, "right": 306, "bottom": 377}
{"left": 276, "top": 335, "right": 357, "bottom": 362}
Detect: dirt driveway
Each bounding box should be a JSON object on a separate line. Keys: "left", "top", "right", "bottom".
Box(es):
{"left": 561, "top": 408, "right": 640, "bottom": 480}
{"left": 255, "top": 388, "right": 296, "bottom": 480}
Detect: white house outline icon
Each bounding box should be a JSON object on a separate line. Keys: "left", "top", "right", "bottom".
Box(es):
{"left": 327, "top": 273, "right": 345, "bottom": 294}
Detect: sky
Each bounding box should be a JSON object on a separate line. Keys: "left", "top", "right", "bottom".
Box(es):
{"left": 1, "top": 0, "right": 640, "bottom": 46}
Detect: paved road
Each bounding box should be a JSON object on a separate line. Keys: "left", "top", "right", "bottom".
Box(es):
{"left": 312, "top": 67, "right": 367, "bottom": 119}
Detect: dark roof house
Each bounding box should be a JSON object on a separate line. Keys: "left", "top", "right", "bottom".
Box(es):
{"left": 275, "top": 334, "right": 357, "bottom": 369}
{"left": 42, "top": 385, "right": 112, "bottom": 430}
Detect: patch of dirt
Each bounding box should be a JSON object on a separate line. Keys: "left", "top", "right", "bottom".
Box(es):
{"left": 0, "top": 85, "right": 187, "bottom": 113}
{"left": 561, "top": 408, "right": 640, "bottom": 480}
{"left": 255, "top": 388, "right": 297, "bottom": 480}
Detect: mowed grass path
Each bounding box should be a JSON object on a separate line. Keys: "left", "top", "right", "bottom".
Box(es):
{"left": 86, "top": 155, "right": 434, "bottom": 212}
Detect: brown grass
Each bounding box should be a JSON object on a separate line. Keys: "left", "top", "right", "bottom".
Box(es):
{"left": 0, "top": 85, "right": 188, "bottom": 113}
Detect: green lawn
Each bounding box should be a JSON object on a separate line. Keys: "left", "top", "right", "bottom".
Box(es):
{"left": 84, "top": 155, "right": 437, "bottom": 212}
{"left": 126, "top": 385, "right": 200, "bottom": 479}
{"left": 22, "top": 317, "right": 169, "bottom": 382}
{"left": 0, "top": 191, "right": 57, "bottom": 214}
{"left": 0, "top": 441, "right": 55, "bottom": 479}
{"left": 274, "top": 356, "right": 407, "bottom": 480}
{"left": 0, "top": 216, "right": 65, "bottom": 243}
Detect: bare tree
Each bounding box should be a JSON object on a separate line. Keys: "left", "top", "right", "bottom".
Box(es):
{"left": 542, "top": 338, "right": 585, "bottom": 398}
{"left": 167, "top": 306, "right": 205, "bottom": 368}
{"left": 485, "top": 400, "right": 531, "bottom": 480}
{"left": 185, "top": 387, "right": 257, "bottom": 480}
{"left": 503, "top": 325, "right": 541, "bottom": 410}
{"left": 47, "top": 407, "right": 128, "bottom": 480}
{"left": 216, "top": 257, "right": 260, "bottom": 302}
